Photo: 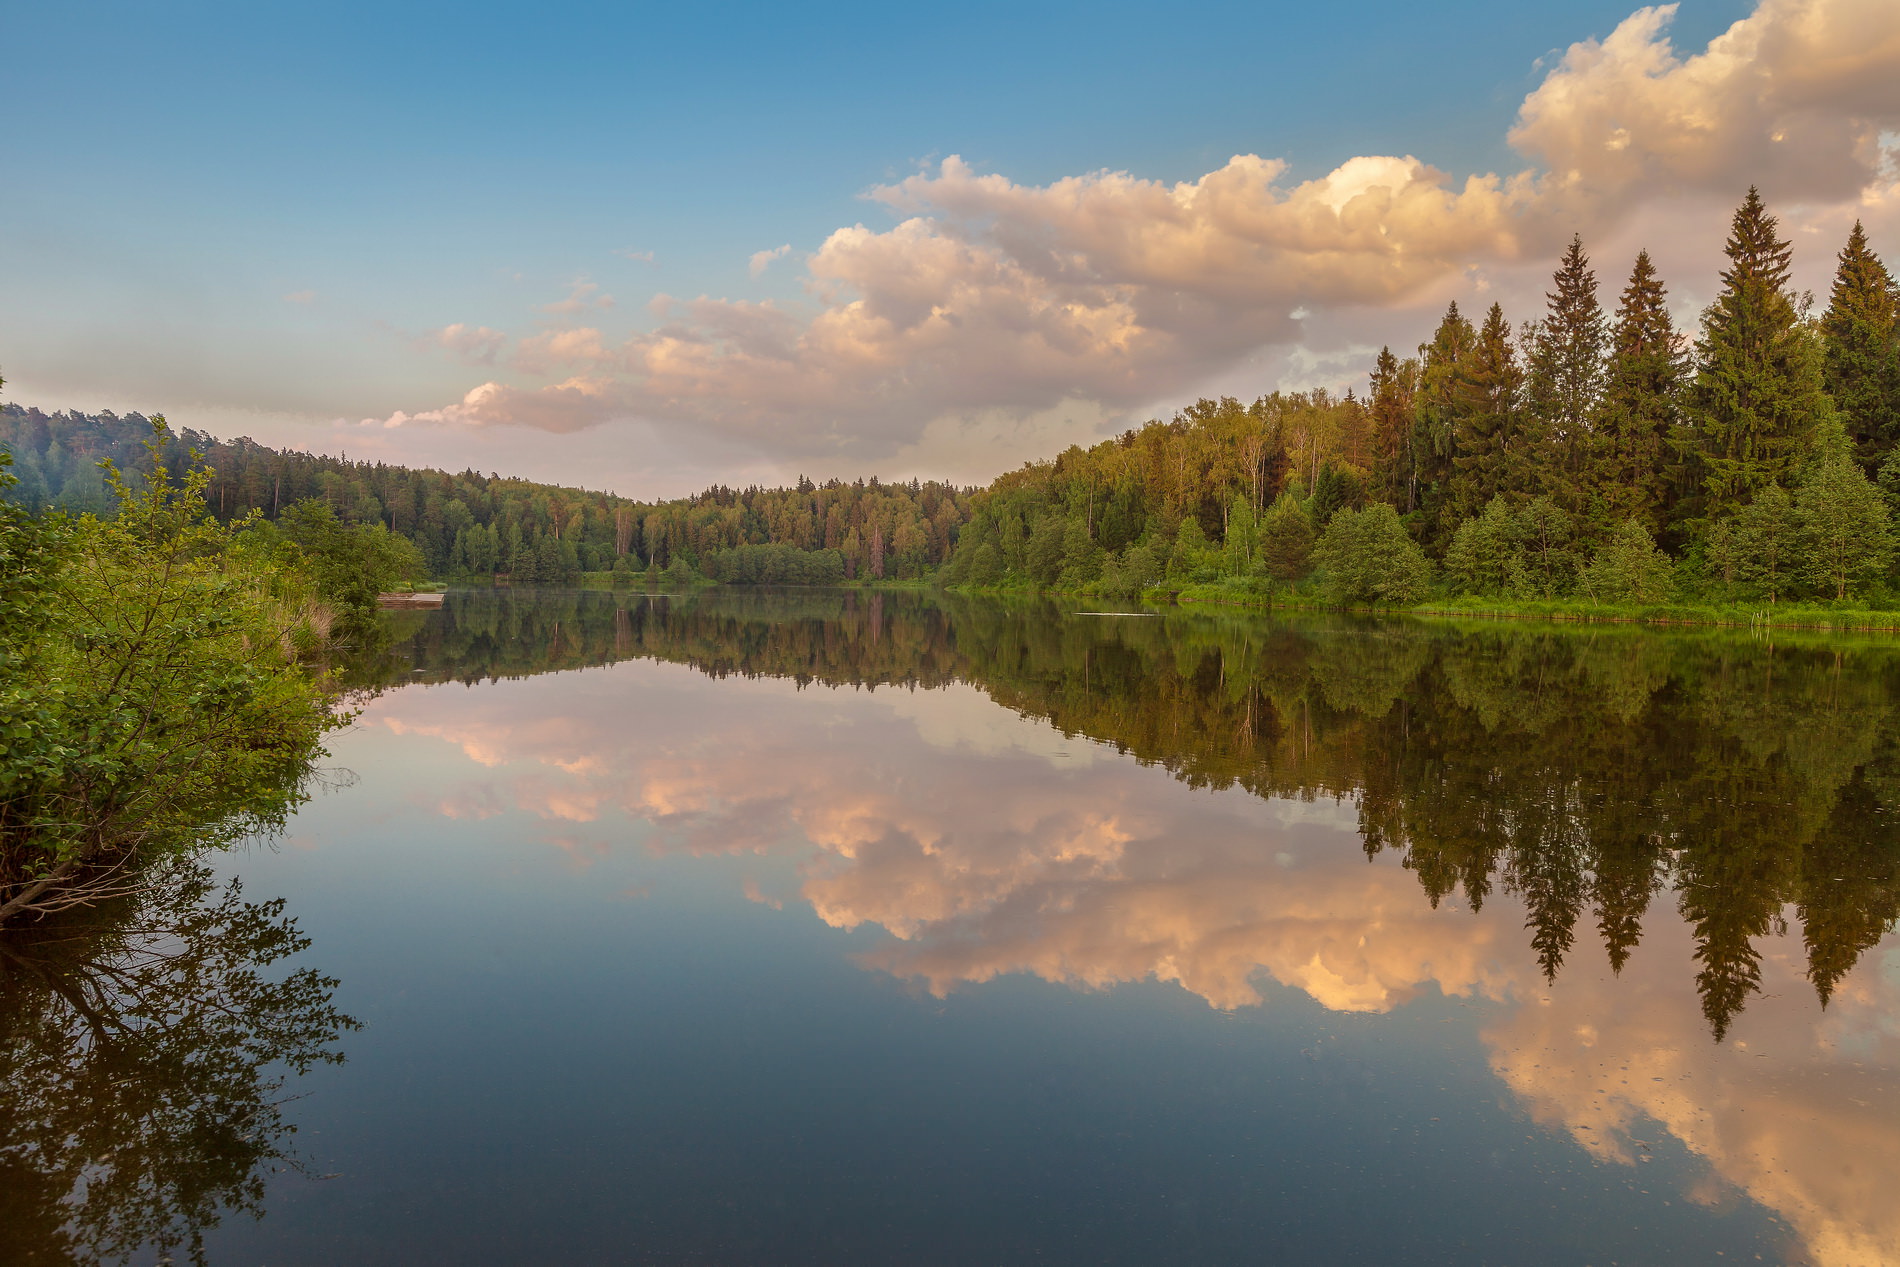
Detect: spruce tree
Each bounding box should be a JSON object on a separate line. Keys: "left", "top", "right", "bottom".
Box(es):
{"left": 1819, "top": 220, "right": 1900, "bottom": 467}
{"left": 1258, "top": 492, "right": 1315, "bottom": 581}
{"left": 1578, "top": 519, "right": 1673, "bottom": 605}
{"left": 1524, "top": 234, "right": 1607, "bottom": 508}
{"left": 1411, "top": 302, "right": 1477, "bottom": 546}
{"left": 1367, "top": 347, "right": 1417, "bottom": 508}
{"left": 1593, "top": 250, "right": 1685, "bottom": 536}
{"left": 1795, "top": 418, "right": 1894, "bottom": 600}
{"left": 1685, "top": 188, "right": 1834, "bottom": 520}
{"left": 1444, "top": 496, "right": 1524, "bottom": 596}
{"left": 1449, "top": 303, "right": 1527, "bottom": 523}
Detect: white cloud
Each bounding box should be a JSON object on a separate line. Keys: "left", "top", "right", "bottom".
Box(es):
{"left": 615, "top": 247, "right": 656, "bottom": 264}
{"left": 282, "top": 290, "right": 316, "bottom": 305}
{"left": 369, "top": 0, "right": 1900, "bottom": 468}
{"left": 748, "top": 243, "right": 792, "bottom": 277}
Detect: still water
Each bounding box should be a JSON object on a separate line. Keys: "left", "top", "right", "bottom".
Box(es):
{"left": 6, "top": 588, "right": 1899, "bottom": 1265}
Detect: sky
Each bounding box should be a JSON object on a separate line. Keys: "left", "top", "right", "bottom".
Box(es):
{"left": 4, "top": 0, "right": 1898, "bottom": 498}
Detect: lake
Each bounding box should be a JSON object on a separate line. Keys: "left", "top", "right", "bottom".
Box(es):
{"left": 6, "top": 588, "right": 1898, "bottom": 1265}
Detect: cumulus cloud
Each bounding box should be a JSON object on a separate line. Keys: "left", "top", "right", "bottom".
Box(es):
{"left": 1511, "top": 0, "right": 1900, "bottom": 203}
{"left": 614, "top": 247, "right": 656, "bottom": 264}
{"left": 370, "top": 0, "right": 1900, "bottom": 466}
{"left": 748, "top": 243, "right": 792, "bottom": 277}
{"left": 282, "top": 289, "right": 316, "bottom": 305}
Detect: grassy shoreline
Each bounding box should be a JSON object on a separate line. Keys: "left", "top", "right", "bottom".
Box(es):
{"left": 948, "top": 577, "right": 1900, "bottom": 635}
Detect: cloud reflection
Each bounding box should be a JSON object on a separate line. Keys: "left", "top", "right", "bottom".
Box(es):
{"left": 362, "top": 660, "right": 1900, "bottom": 1265}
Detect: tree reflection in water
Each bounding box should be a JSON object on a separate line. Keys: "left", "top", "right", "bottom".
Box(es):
{"left": 378, "top": 587, "right": 1900, "bottom": 1040}
{"left": 0, "top": 861, "right": 355, "bottom": 1265}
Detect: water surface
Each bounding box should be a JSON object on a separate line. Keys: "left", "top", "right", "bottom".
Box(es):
{"left": 8, "top": 588, "right": 1899, "bottom": 1265}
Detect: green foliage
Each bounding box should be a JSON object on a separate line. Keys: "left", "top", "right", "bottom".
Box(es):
{"left": 1444, "top": 496, "right": 1524, "bottom": 596}
{"left": 0, "top": 406, "right": 971, "bottom": 586}
{"left": 1524, "top": 234, "right": 1608, "bottom": 498}
{"left": 1222, "top": 493, "right": 1259, "bottom": 575}
{"left": 1516, "top": 496, "right": 1576, "bottom": 599}
{"left": 1025, "top": 515, "right": 1068, "bottom": 584}
{"left": 1721, "top": 483, "right": 1801, "bottom": 603}
{"left": 1258, "top": 492, "right": 1315, "bottom": 581}
{"left": 1312, "top": 503, "right": 1433, "bottom": 606}
{"left": 1449, "top": 301, "right": 1531, "bottom": 520}
{"left": 0, "top": 434, "right": 340, "bottom": 920}
{"left": 271, "top": 498, "right": 423, "bottom": 635}
{"left": 1579, "top": 518, "right": 1674, "bottom": 604}
{"left": 703, "top": 543, "right": 847, "bottom": 586}
{"left": 1056, "top": 518, "right": 1103, "bottom": 588}
{"left": 1685, "top": 188, "right": 1836, "bottom": 518}
{"left": 1593, "top": 249, "right": 1685, "bottom": 535}
{"left": 1167, "top": 514, "right": 1213, "bottom": 581}
{"left": 1820, "top": 220, "right": 1900, "bottom": 466}
{"left": 1795, "top": 419, "right": 1895, "bottom": 600}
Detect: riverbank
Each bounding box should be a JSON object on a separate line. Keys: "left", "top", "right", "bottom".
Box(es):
{"left": 948, "top": 577, "right": 1900, "bottom": 635}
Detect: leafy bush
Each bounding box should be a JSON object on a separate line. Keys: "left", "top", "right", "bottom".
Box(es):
{"left": 0, "top": 442, "right": 341, "bottom": 922}
{"left": 1579, "top": 518, "right": 1675, "bottom": 604}
{"left": 1312, "top": 504, "right": 1433, "bottom": 606}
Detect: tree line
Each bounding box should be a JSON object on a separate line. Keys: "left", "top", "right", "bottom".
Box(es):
{"left": 0, "top": 405, "right": 974, "bottom": 585}
{"left": 945, "top": 189, "right": 1900, "bottom": 611}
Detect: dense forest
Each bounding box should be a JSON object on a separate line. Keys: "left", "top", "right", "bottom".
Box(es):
{"left": 370, "top": 588, "right": 1900, "bottom": 1042}
{"left": 0, "top": 405, "right": 973, "bottom": 586}
{"left": 944, "top": 190, "right": 1900, "bottom": 610}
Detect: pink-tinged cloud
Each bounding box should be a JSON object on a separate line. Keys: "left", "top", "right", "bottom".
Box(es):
{"left": 369, "top": 0, "right": 1900, "bottom": 462}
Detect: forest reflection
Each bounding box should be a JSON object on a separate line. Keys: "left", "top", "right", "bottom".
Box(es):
{"left": 384, "top": 587, "right": 1900, "bottom": 1042}
{"left": 0, "top": 863, "right": 354, "bottom": 1266}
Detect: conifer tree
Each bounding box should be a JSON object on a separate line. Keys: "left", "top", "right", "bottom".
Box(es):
{"left": 1367, "top": 348, "right": 1417, "bottom": 508}
{"left": 1819, "top": 220, "right": 1900, "bottom": 467}
{"left": 1578, "top": 518, "right": 1673, "bottom": 604}
{"left": 1594, "top": 250, "right": 1685, "bottom": 535}
{"left": 1258, "top": 492, "right": 1315, "bottom": 581}
{"left": 1516, "top": 496, "right": 1575, "bottom": 598}
{"left": 1449, "top": 303, "right": 1527, "bottom": 522}
{"left": 1411, "top": 302, "right": 1477, "bottom": 545}
{"left": 1524, "top": 235, "right": 1607, "bottom": 506}
{"left": 1795, "top": 418, "right": 1894, "bottom": 600}
{"left": 1684, "top": 188, "right": 1834, "bottom": 520}
{"left": 1729, "top": 484, "right": 1800, "bottom": 603}
{"left": 1443, "top": 496, "right": 1524, "bottom": 596}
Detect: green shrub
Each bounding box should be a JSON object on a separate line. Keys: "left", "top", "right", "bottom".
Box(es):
{"left": 1312, "top": 504, "right": 1433, "bottom": 606}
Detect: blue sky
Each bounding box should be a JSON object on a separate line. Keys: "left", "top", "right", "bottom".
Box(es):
{"left": 10, "top": 0, "right": 1893, "bottom": 496}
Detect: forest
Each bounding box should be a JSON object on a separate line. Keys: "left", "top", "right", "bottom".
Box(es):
{"left": 0, "top": 406, "right": 972, "bottom": 586}
{"left": 943, "top": 190, "right": 1900, "bottom": 614}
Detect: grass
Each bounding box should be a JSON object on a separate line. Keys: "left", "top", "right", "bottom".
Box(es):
{"left": 946, "top": 575, "right": 1900, "bottom": 635}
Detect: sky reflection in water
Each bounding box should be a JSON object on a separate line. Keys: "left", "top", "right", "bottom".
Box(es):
{"left": 193, "top": 590, "right": 1900, "bottom": 1264}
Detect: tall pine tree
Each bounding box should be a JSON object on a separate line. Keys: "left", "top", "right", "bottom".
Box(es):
{"left": 1449, "top": 302, "right": 1528, "bottom": 522}
{"left": 1684, "top": 188, "right": 1834, "bottom": 521}
{"left": 1367, "top": 347, "right": 1418, "bottom": 510}
{"left": 1819, "top": 220, "right": 1900, "bottom": 469}
{"left": 1593, "top": 250, "right": 1686, "bottom": 536}
{"left": 1411, "top": 302, "right": 1477, "bottom": 546}
{"left": 1524, "top": 234, "right": 1607, "bottom": 511}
